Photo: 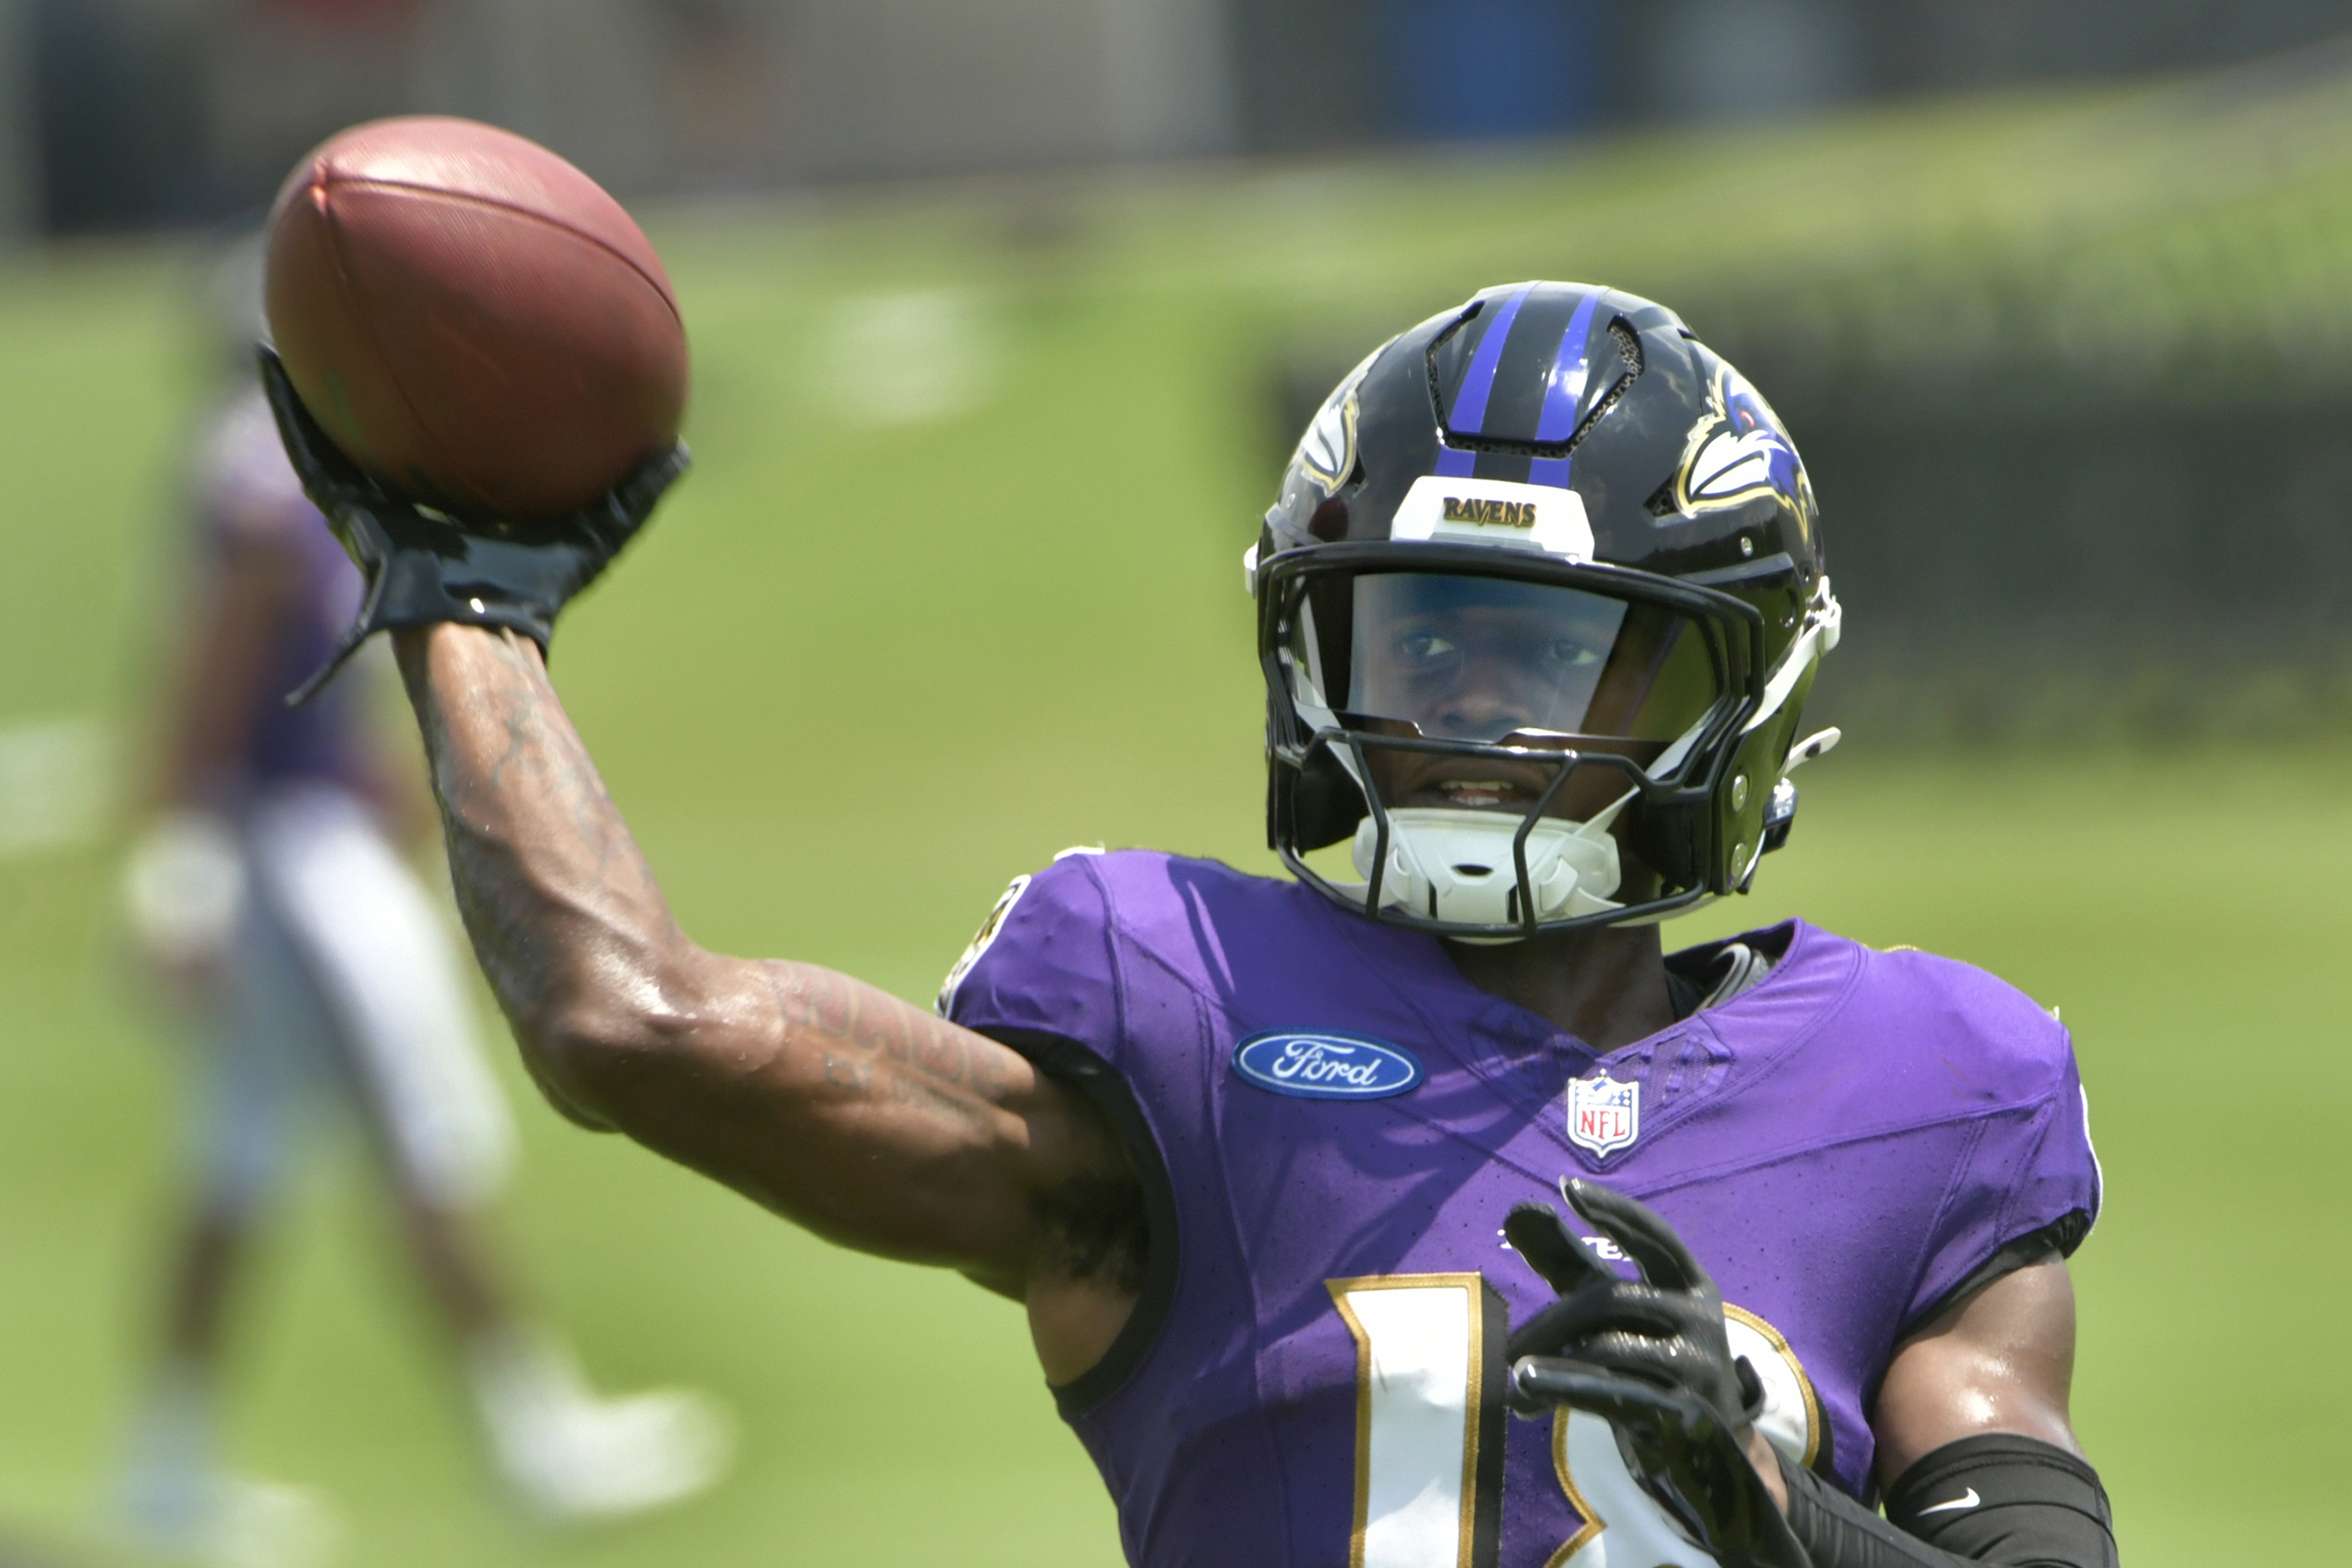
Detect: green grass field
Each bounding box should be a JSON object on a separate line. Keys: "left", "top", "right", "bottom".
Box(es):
{"left": 0, "top": 95, "right": 2347, "bottom": 1564}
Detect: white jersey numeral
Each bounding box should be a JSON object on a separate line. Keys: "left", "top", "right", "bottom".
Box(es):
{"left": 1328, "top": 1274, "right": 1507, "bottom": 1568}
{"left": 1548, "top": 1405, "right": 1719, "bottom": 1567}
{"left": 1330, "top": 1279, "right": 1820, "bottom": 1568}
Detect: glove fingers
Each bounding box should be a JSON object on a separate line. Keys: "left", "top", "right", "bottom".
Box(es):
{"left": 1565, "top": 1332, "right": 1734, "bottom": 1406}
{"left": 1508, "top": 1356, "right": 1716, "bottom": 1433}
{"left": 1504, "top": 1284, "right": 1680, "bottom": 1363}
{"left": 1734, "top": 1354, "right": 1765, "bottom": 1420}
{"left": 257, "top": 347, "right": 373, "bottom": 502}
{"left": 1504, "top": 1201, "right": 1614, "bottom": 1297}
{"left": 1508, "top": 1356, "right": 1649, "bottom": 1422}
{"left": 608, "top": 440, "right": 692, "bottom": 527}
{"left": 1563, "top": 1179, "right": 1711, "bottom": 1294}
{"left": 255, "top": 349, "right": 672, "bottom": 682}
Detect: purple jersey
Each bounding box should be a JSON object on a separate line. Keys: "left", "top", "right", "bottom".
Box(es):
{"left": 193, "top": 387, "right": 368, "bottom": 800}
{"left": 942, "top": 850, "right": 2099, "bottom": 1568}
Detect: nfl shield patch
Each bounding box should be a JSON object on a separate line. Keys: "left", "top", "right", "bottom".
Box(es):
{"left": 1566, "top": 1072, "right": 1640, "bottom": 1158}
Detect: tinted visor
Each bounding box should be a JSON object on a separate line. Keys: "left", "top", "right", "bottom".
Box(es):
{"left": 1285, "top": 571, "right": 1729, "bottom": 760}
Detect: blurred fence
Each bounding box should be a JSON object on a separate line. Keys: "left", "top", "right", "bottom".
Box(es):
{"left": 1270, "top": 43, "right": 2352, "bottom": 740}
{"left": 24, "top": 0, "right": 2352, "bottom": 237}
{"left": 1693, "top": 49, "right": 2352, "bottom": 740}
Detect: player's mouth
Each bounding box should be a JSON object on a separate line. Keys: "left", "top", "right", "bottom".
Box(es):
{"left": 1391, "top": 760, "right": 1557, "bottom": 812}
{"left": 1435, "top": 779, "right": 1519, "bottom": 808}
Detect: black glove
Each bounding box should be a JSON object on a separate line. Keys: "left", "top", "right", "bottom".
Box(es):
{"left": 258, "top": 346, "right": 688, "bottom": 703}
{"left": 1504, "top": 1180, "right": 1808, "bottom": 1568}
{"left": 1504, "top": 1180, "right": 1762, "bottom": 1423}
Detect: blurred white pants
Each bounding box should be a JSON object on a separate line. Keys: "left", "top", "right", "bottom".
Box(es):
{"left": 196, "top": 783, "right": 514, "bottom": 1215}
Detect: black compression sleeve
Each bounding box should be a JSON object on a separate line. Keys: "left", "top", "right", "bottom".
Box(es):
{"left": 1885, "top": 1437, "right": 2117, "bottom": 1568}
{"left": 1779, "top": 1435, "right": 2118, "bottom": 1568}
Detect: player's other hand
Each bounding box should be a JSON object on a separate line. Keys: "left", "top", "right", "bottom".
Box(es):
{"left": 122, "top": 810, "right": 246, "bottom": 1009}
{"left": 257, "top": 347, "right": 688, "bottom": 702}
{"left": 1503, "top": 1181, "right": 1755, "bottom": 1425}
{"left": 1503, "top": 1181, "right": 1809, "bottom": 1568}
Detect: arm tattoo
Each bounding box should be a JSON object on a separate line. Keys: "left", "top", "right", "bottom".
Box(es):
{"left": 404, "top": 631, "right": 664, "bottom": 1025}
{"left": 1031, "top": 1176, "right": 1148, "bottom": 1293}
{"left": 402, "top": 626, "right": 1017, "bottom": 1148}
{"left": 764, "top": 960, "right": 1009, "bottom": 1097}
{"left": 760, "top": 956, "right": 1142, "bottom": 1284}
{"left": 395, "top": 626, "right": 1135, "bottom": 1291}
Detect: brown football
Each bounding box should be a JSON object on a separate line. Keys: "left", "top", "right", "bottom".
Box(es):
{"left": 264, "top": 116, "right": 687, "bottom": 519}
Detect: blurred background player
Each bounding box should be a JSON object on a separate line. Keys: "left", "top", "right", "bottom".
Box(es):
{"left": 110, "top": 244, "right": 731, "bottom": 1559}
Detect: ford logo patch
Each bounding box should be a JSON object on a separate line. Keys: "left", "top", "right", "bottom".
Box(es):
{"left": 1231, "top": 1031, "right": 1423, "bottom": 1100}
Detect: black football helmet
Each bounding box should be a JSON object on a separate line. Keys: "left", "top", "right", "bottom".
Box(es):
{"left": 1253, "top": 281, "right": 1840, "bottom": 941}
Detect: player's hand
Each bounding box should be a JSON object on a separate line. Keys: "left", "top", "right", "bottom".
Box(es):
{"left": 258, "top": 346, "right": 688, "bottom": 702}
{"left": 1503, "top": 1181, "right": 1808, "bottom": 1568}
{"left": 1510, "top": 1355, "right": 1807, "bottom": 1568}
{"left": 122, "top": 810, "right": 246, "bottom": 1009}
{"left": 1504, "top": 1181, "right": 1759, "bottom": 1425}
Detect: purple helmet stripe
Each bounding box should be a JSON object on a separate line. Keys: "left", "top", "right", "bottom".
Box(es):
{"left": 1446, "top": 282, "right": 1537, "bottom": 436}
{"left": 1523, "top": 287, "right": 1598, "bottom": 490}
{"left": 1533, "top": 287, "right": 1601, "bottom": 442}
{"left": 1436, "top": 447, "right": 1476, "bottom": 477}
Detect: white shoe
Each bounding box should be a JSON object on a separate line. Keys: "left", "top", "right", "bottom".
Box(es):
{"left": 469, "top": 1330, "right": 734, "bottom": 1522}
{"left": 118, "top": 1473, "right": 342, "bottom": 1568}
{"left": 498, "top": 1385, "right": 735, "bottom": 1521}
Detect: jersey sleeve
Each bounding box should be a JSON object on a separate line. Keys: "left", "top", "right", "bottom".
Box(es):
{"left": 936, "top": 850, "right": 1123, "bottom": 1053}
{"left": 1900, "top": 989, "right": 2103, "bottom": 1333}
{"left": 937, "top": 852, "right": 1190, "bottom": 1420}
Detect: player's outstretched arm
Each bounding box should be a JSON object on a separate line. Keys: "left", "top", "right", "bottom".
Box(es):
{"left": 263, "top": 354, "right": 1139, "bottom": 1370}
{"left": 394, "top": 622, "right": 1137, "bottom": 1313}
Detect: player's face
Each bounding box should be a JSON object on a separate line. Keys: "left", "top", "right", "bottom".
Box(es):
{"left": 1293, "top": 572, "right": 1722, "bottom": 821}
{"left": 1357, "top": 592, "right": 1625, "bottom": 745}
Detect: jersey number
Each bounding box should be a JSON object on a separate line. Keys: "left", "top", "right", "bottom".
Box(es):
{"left": 1329, "top": 1275, "right": 1819, "bottom": 1568}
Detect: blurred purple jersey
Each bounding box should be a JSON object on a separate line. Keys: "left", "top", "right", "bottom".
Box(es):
{"left": 193, "top": 386, "right": 368, "bottom": 800}
{"left": 944, "top": 850, "right": 2099, "bottom": 1568}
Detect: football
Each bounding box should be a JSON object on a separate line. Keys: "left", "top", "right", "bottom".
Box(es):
{"left": 264, "top": 116, "right": 688, "bottom": 519}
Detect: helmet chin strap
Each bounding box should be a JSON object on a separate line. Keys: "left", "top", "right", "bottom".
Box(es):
{"left": 1346, "top": 791, "right": 1636, "bottom": 936}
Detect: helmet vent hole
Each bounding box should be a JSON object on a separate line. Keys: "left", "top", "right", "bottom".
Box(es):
{"left": 1426, "top": 306, "right": 1480, "bottom": 430}
{"left": 1610, "top": 318, "right": 1643, "bottom": 374}
{"left": 1545, "top": 316, "right": 1646, "bottom": 458}
{"left": 1426, "top": 311, "right": 1648, "bottom": 460}
{"left": 1452, "top": 862, "right": 1494, "bottom": 878}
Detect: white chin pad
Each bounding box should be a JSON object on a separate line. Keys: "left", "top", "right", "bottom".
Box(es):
{"left": 1350, "top": 798, "right": 1628, "bottom": 927}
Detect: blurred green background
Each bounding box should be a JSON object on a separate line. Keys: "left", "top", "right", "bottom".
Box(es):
{"left": 1, "top": 73, "right": 2348, "bottom": 1567}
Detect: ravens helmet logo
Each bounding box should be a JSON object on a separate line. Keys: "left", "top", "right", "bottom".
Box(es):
{"left": 1295, "top": 346, "right": 1382, "bottom": 495}
{"left": 1663, "top": 364, "right": 1807, "bottom": 520}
